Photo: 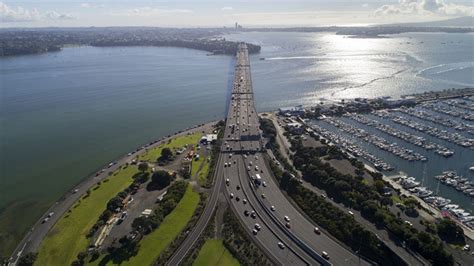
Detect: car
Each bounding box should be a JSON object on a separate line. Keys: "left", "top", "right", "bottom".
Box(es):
{"left": 229, "top": 153, "right": 233, "bottom": 158}
{"left": 236, "top": 196, "right": 240, "bottom": 202}
{"left": 255, "top": 166, "right": 259, "bottom": 171}
{"left": 252, "top": 229, "right": 258, "bottom": 235}
{"left": 314, "top": 227, "right": 321, "bottom": 234}
{"left": 226, "top": 178, "right": 230, "bottom": 185}
{"left": 247, "top": 166, "right": 251, "bottom": 171}
{"left": 250, "top": 211, "right": 256, "bottom": 219}
{"left": 348, "top": 211, "right": 354, "bottom": 216}
{"left": 322, "top": 251, "right": 330, "bottom": 260}
{"left": 270, "top": 205, "right": 276, "bottom": 211}
{"left": 224, "top": 163, "right": 228, "bottom": 167}
{"left": 47, "top": 212, "right": 54, "bottom": 218}
{"left": 73, "top": 189, "right": 79, "bottom": 193}
{"left": 234, "top": 160, "right": 237, "bottom": 164}
{"left": 321, "top": 194, "right": 327, "bottom": 198}
{"left": 262, "top": 181, "right": 267, "bottom": 187}
{"left": 243, "top": 199, "right": 247, "bottom": 204}
{"left": 255, "top": 223, "right": 261, "bottom": 231}
{"left": 255, "top": 155, "right": 259, "bottom": 160}
{"left": 249, "top": 161, "right": 253, "bottom": 166}
{"left": 284, "top": 216, "right": 290, "bottom": 222}
{"left": 230, "top": 193, "right": 234, "bottom": 199}
{"left": 261, "top": 194, "right": 266, "bottom": 199}
{"left": 42, "top": 217, "right": 49, "bottom": 224}
{"left": 119, "top": 211, "right": 128, "bottom": 220}
{"left": 285, "top": 222, "right": 291, "bottom": 229}
{"left": 244, "top": 210, "right": 250, "bottom": 216}
{"left": 404, "top": 220, "right": 413, "bottom": 226}
{"left": 463, "top": 244, "right": 470, "bottom": 251}
{"left": 278, "top": 242, "right": 285, "bottom": 249}
{"left": 236, "top": 185, "right": 240, "bottom": 190}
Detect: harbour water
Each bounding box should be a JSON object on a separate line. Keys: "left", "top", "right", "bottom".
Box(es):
{"left": 1, "top": 31, "right": 473, "bottom": 256}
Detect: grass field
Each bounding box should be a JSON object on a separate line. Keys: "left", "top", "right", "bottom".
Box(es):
{"left": 193, "top": 239, "right": 239, "bottom": 266}
{"left": 120, "top": 183, "right": 200, "bottom": 266}
{"left": 139, "top": 132, "right": 202, "bottom": 162}
{"left": 35, "top": 166, "right": 137, "bottom": 266}
{"left": 197, "top": 158, "right": 210, "bottom": 186}
{"left": 191, "top": 153, "right": 210, "bottom": 186}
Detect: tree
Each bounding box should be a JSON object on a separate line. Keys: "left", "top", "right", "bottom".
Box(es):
{"left": 18, "top": 252, "right": 38, "bottom": 266}
{"left": 162, "top": 199, "right": 177, "bottom": 215}
{"left": 160, "top": 148, "right": 173, "bottom": 161}
{"left": 149, "top": 170, "right": 174, "bottom": 190}
{"left": 437, "top": 218, "right": 465, "bottom": 244}
{"left": 137, "top": 162, "right": 148, "bottom": 173}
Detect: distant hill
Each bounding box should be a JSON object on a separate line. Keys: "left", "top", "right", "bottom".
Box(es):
{"left": 383, "top": 16, "right": 473, "bottom": 27}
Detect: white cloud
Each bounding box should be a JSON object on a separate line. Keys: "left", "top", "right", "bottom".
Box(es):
{"left": 80, "top": 3, "right": 105, "bottom": 9}
{"left": 375, "top": 0, "right": 474, "bottom": 17}
{"left": 222, "top": 7, "right": 233, "bottom": 11}
{"left": 0, "top": 2, "right": 75, "bottom": 22}
{"left": 128, "top": 7, "right": 193, "bottom": 16}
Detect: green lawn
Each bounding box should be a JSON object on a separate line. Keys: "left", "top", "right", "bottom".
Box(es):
{"left": 193, "top": 239, "right": 240, "bottom": 266}
{"left": 139, "top": 133, "right": 202, "bottom": 162}
{"left": 197, "top": 158, "right": 210, "bottom": 186}
{"left": 35, "top": 166, "right": 138, "bottom": 266}
{"left": 120, "top": 183, "right": 200, "bottom": 266}
{"left": 191, "top": 153, "right": 210, "bottom": 186}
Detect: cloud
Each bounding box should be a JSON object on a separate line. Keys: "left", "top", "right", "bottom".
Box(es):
{"left": 128, "top": 7, "right": 193, "bottom": 16}
{"left": 221, "top": 7, "right": 233, "bottom": 11}
{"left": 0, "top": 1, "right": 75, "bottom": 22}
{"left": 80, "top": 3, "right": 105, "bottom": 9}
{"left": 375, "top": 0, "right": 474, "bottom": 17}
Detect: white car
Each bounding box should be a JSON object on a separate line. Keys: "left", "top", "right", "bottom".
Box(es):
{"left": 270, "top": 206, "right": 276, "bottom": 211}
{"left": 262, "top": 181, "right": 267, "bottom": 187}
{"left": 322, "top": 251, "right": 330, "bottom": 260}
{"left": 284, "top": 216, "right": 290, "bottom": 222}
{"left": 278, "top": 242, "right": 285, "bottom": 249}
{"left": 348, "top": 211, "right": 354, "bottom": 216}
{"left": 230, "top": 193, "right": 234, "bottom": 199}
{"left": 255, "top": 223, "right": 261, "bottom": 231}
{"left": 226, "top": 178, "right": 230, "bottom": 185}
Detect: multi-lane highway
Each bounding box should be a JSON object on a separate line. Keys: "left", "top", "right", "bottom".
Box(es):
{"left": 221, "top": 43, "right": 369, "bottom": 265}
{"left": 168, "top": 43, "right": 369, "bottom": 265}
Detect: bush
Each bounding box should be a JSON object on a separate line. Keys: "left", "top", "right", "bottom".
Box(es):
{"left": 18, "top": 252, "right": 38, "bottom": 266}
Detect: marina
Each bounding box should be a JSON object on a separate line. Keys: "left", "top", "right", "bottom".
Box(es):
{"left": 395, "top": 174, "right": 474, "bottom": 230}
{"left": 310, "top": 94, "right": 474, "bottom": 217}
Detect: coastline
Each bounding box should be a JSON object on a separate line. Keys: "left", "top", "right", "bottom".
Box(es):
{"left": 8, "top": 119, "right": 219, "bottom": 264}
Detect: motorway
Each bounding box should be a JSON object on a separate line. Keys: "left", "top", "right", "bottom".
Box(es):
{"left": 221, "top": 44, "right": 368, "bottom": 265}
{"left": 169, "top": 43, "right": 369, "bottom": 265}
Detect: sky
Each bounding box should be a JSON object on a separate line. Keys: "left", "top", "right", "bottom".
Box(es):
{"left": 1, "top": 0, "right": 473, "bottom": 28}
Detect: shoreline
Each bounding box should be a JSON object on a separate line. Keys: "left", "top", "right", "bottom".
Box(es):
{"left": 8, "top": 119, "right": 219, "bottom": 264}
